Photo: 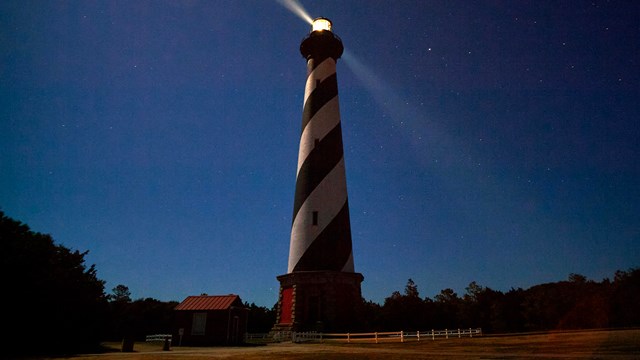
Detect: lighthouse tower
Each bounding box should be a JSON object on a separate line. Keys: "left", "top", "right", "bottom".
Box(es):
{"left": 274, "top": 18, "right": 364, "bottom": 332}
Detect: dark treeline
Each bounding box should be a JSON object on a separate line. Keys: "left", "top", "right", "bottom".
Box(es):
{"left": 2, "top": 211, "right": 638, "bottom": 356}
{"left": 358, "top": 273, "right": 640, "bottom": 333}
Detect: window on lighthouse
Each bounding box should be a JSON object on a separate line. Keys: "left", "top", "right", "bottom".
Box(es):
{"left": 312, "top": 211, "right": 318, "bottom": 226}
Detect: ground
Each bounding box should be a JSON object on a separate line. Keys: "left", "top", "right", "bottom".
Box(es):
{"left": 51, "top": 329, "right": 639, "bottom": 360}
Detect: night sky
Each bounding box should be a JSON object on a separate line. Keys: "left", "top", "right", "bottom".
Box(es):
{"left": 2, "top": 1, "right": 638, "bottom": 306}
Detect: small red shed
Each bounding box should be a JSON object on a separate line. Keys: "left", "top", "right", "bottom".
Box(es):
{"left": 174, "top": 294, "right": 248, "bottom": 345}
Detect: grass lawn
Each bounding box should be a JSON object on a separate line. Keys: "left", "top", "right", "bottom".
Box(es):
{"left": 50, "top": 328, "right": 640, "bottom": 360}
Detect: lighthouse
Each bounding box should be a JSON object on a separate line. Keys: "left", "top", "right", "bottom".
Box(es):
{"left": 274, "top": 17, "right": 364, "bottom": 332}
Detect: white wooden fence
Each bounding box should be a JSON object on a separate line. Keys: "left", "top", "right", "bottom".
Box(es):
{"left": 145, "top": 334, "right": 172, "bottom": 342}
{"left": 292, "top": 331, "right": 323, "bottom": 342}
{"left": 245, "top": 331, "right": 294, "bottom": 343}
{"left": 408, "top": 328, "right": 482, "bottom": 341}
{"left": 322, "top": 328, "right": 482, "bottom": 343}
{"left": 248, "top": 328, "right": 481, "bottom": 344}
{"left": 145, "top": 334, "right": 172, "bottom": 351}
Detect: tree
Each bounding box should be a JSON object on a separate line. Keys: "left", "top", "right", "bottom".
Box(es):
{"left": 0, "top": 211, "right": 107, "bottom": 355}
{"left": 463, "top": 281, "right": 484, "bottom": 302}
{"left": 381, "top": 279, "right": 430, "bottom": 331}
{"left": 434, "top": 288, "right": 459, "bottom": 303}
{"left": 459, "top": 282, "right": 504, "bottom": 332}
{"left": 405, "top": 278, "right": 420, "bottom": 298}
{"left": 360, "top": 299, "right": 384, "bottom": 331}
{"left": 245, "top": 302, "right": 276, "bottom": 333}
{"left": 110, "top": 284, "right": 132, "bottom": 303}
{"left": 568, "top": 273, "right": 588, "bottom": 284}
{"left": 491, "top": 288, "right": 526, "bottom": 333}
{"left": 105, "top": 296, "right": 178, "bottom": 341}
{"left": 521, "top": 274, "right": 611, "bottom": 330}
{"left": 434, "top": 288, "right": 461, "bottom": 328}
{"left": 610, "top": 268, "right": 640, "bottom": 327}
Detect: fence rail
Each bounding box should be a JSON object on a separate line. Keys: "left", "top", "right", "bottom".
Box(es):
{"left": 292, "top": 331, "right": 323, "bottom": 342}
{"left": 323, "top": 331, "right": 402, "bottom": 343}
{"left": 407, "top": 328, "right": 483, "bottom": 341}
{"left": 322, "top": 328, "right": 482, "bottom": 343}
{"left": 247, "top": 328, "right": 481, "bottom": 344}
{"left": 246, "top": 331, "right": 294, "bottom": 343}
{"left": 272, "top": 330, "right": 293, "bottom": 342}
{"left": 145, "top": 334, "right": 172, "bottom": 342}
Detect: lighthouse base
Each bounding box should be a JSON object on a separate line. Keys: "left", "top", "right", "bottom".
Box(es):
{"left": 272, "top": 271, "right": 364, "bottom": 332}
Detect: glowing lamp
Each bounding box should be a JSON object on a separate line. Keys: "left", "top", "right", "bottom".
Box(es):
{"left": 312, "top": 17, "right": 332, "bottom": 32}
{"left": 300, "top": 16, "right": 343, "bottom": 60}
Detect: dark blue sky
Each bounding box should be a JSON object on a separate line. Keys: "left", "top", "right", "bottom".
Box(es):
{"left": 2, "top": 1, "right": 638, "bottom": 306}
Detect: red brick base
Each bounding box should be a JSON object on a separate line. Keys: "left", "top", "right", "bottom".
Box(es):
{"left": 273, "top": 271, "right": 364, "bottom": 332}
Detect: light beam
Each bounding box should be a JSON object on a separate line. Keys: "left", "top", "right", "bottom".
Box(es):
{"left": 342, "top": 48, "right": 443, "bottom": 151}
{"left": 276, "top": 0, "right": 313, "bottom": 25}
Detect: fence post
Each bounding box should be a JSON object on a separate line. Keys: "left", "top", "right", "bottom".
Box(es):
{"left": 400, "top": 331, "right": 404, "bottom": 343}
{"left": 446, "top": 329, "right": 448, "bottom": 339}
{"left": 469, "top": 328, "right": 473, "bottom": 338}
{"left": 417, "top": 331, "right": 420, "bottom": 342}
{"left": 432, "top": 329, "right": 435, "bottom": 340}
{"left": 458, "top": 328, "right": 461, "bottom": 338}
{"left": 347, "top": 333, "right": 350, "bottom": 343}
{"left": 375, "top": 332, "right": 378, "bottom": 344}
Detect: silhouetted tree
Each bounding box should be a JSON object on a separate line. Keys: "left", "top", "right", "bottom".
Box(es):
{"left": 0, "top": 211, "right": 107, "bottom": 355}
{"left": 105, "top": 284, "right": 135, "bottom": 339}
{"left": 521, "top": 273, "right": 612, "bottom": 330}
{"left": 405, "top": 278, "right": 420, "bottom": 298}
{"left": 359, "top": 299, "right": 384, "bottom": 331}
{"left": 366, "top": 270, "right": 640, "bottom": 333}
{"left": 491, "top": 288, "right": 526, "bottom": 333}
{"left": 110, "top": 284, "right": 132, "bottom": 303}
{"left": 459, "top": 282, "right": 503, "bottom": 331}
{"left": 381, "top": 290, "right": 404, "bottom": 330}
{"left": 568, "top": 273, "right": 588, "bottom": 283}
{"left": 381, "top": 279, "right": 431, "bottom": 331}
{"left": 557, "top": 274, "right": 610, "bottom": 329}
{"left": 434, "top": 288, "right": 461, "bottom": 328}
{"left": 129, "top": 298, "right": 178, "bottom": 338}
{"left": 105, "top": 294, "right": 178, "bottom": 341}
{"left": 245, "top": 302, "right": 276, "bottom": 333}
{"left": 610, "top": 268, "right": 640, "bottom": 327}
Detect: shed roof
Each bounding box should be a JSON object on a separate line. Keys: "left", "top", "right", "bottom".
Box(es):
{"left": 175, "top": 294, "right": 241, "bottom": 311}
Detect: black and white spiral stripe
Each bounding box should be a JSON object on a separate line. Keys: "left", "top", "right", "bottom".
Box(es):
{"left": 287, "top": 57, "right": 354, "bottom": 273}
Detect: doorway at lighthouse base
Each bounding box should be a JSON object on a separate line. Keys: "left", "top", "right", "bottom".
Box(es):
{"left": 272, "top": 271, "right": 364, "bottom": 332}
